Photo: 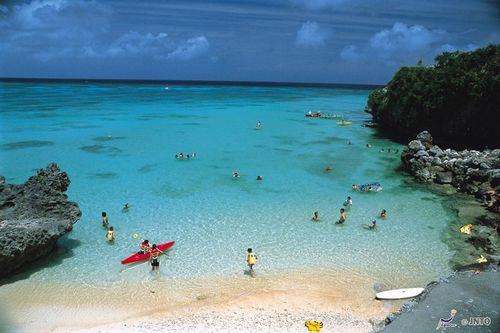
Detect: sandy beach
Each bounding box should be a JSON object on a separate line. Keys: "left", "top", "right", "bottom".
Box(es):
{"left": 1, "top": 269, "right": 393, "bottom": 333}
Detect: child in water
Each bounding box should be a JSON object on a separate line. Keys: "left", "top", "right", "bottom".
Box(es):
{"left": 107, "top": 226, "right": 115, "bottom": 241}
{"left": 102, "top": 212, "right": 109, "bottom": 228}
{"left": 343, "top": 196, "right": 353, "bottom": 209}
{"left": 337, "top": 208, "right": 347, "bottom": 224}
{"left": 246, "top": 248, "right": 258, "bottom": 276}
{"left": 312, "top": 211, "right": 320, "bottom": 221}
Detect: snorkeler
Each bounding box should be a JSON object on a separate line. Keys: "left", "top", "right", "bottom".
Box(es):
{"left": 246, "top": 248, "right": 258, "bottom": 276}
{"left": 107, "top": 226, "right": 115, "bottom": 242}
{"left": 256, "top": 175, "right": 263, "bottom": 181}
{"left": 312, "top": 211, "right": 320, "bottom": 221}
{"left": 102, "top": 212, "right": 109, "bottom": 228}
{"left": 380, "top": 209, "right": 387, "bottom": 218}
{"left": 233, "top": 172, "right": 240, "bottom": 178}
{"left": 337, "top": 208, "right": 347, "bottom": 224}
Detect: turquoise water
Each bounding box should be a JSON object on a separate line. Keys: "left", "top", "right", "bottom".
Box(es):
{"left": 0, "top": 82, "right": 454, "bottom": 290}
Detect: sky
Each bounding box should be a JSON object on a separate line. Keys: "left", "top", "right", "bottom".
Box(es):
{"left": 0, "top": 0, "right": 498, "bottom": 84}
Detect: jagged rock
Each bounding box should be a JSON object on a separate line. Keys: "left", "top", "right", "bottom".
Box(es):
{"left": 416, "top": 131, "right": 433, "bottom": 148}
{"left": 0, "top": 163, "right": 81, "bottom": 278}
{"left": 408, "top": 140, "right": 425, "bottom": 152}
{"left": 428, "top": 145, "right": 443, "bottom": 157}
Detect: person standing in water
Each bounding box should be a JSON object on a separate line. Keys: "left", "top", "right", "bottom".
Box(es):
{"left": 149, "top": 244, "right": 163, "bottom": 273}
{"left": 343, "top": 196, "right": 353, "bottom": 209}
{"left": 312, "top": 211, "right": 320, "bottom": 221}
{"left": 337, "top": 208, "right": 347, "bottom": 224}
{"left": 380, "top": 209, "right": 387, "bottom": 218}
{"left": 107, "top": 226, "right": 115, "bottom": 242}
{"left": 102, "top": 212, "right": 109, "bottom": 228}
{"left": 246, "top": 248, "right": 258, "bottom": 276}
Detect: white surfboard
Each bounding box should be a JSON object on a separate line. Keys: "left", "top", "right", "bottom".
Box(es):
{"left": 375, "top": 287, "right": 424, "bottom": 300}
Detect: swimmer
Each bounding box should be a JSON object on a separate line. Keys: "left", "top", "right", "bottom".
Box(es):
{"left": 366, "top": 144, "right": 372, "bottom": 148}
{"left": 246, "top": 248, "right": 258, "bottom": 276}
{"left": 324, "top": 166, "right": 332, "bottom": 172}
{"left": 107, "top": 226, "right": 115, "bottom": 241}
{"left": 256, "top": 121, "right": 262, "bottom": 129}
{"left": 312, "top": 211, "right": 320, "bottom": 221}
{"left": 102, "top": 212, "right": 109, "bottom": 228}
{"left": 348, "top": 141, "right": 352, "bottom": 145}
{"left": 387, "top": 148, "right": 391, "bottom": 153}
{"left": 380, "top": 209, "right": 387, "bottom": 218}
{"left": 366, "top": 220, "right": 377, "bottom": 229}
{"left": 256, "top": 175, "right": 263, "bottom": 181}
{"left": 232, "top": 172, "right": 240, "bottom": 178}
{"left": 337, "top": 208, "right": 346, "bottom": 224}
{"left": 394, "top": 149, "right": 399, "bottom": 154}
{"left": 343, "top": 196, "right": 353, "bottom": 208}
{"left": 123, "top": 203, "right": 130, "bottom": 211}
{"left": 352, "top": 184, "right": 357, "bottom": 191}
{"left": 191, "top": 152, "right": 196, "bottom": 158}
{"left": 379, "top": 148, "right": 385, "bottom": 153}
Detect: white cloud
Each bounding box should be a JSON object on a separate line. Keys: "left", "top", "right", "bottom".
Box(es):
{"left": 167, "top": 36, "right": 209, "bottom": 61}
{"left": 0, "top": 0, "right": 209, "bottom": 62}
{"left": 369, "top": 22, "right": 445, "bottom": 53}
{"left": 434, "top": 43, "right": 478, "bottom": 55}
{"left": 295, "top": 21, "right": 327, "bottom": 47}
{"left": 339, "top": 22, "right": 453, "bottom": 64}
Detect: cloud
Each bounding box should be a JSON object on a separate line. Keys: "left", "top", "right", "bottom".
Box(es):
{"left": 339, "top": 22, "right": 452, "bottom": 64}
{"left": 340, "top": 45, "right": 361, "bottom": 62}
{"left": 295, "top": 21, "right": 327, "bottom": 47}
{"left": 370, "top": 22, "right": 445, "bottom": 53}
{"left": 434, "top": 43, "right": 479, "bottom": 55}
{"left": 0, "top": 0, "right": 209, "bottom": 62}
{"left": 167, "top": 36, "right": 209, "bottom": 60}
{"left": 292, "top": 0, "right": 347, "bottom": 10}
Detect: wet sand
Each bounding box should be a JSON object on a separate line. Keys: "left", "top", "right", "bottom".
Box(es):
{"left": 1, "top": 269, "right": 392, "bottom": 333}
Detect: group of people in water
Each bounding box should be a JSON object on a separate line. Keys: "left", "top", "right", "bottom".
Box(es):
{"left": 311, "top": 196, "right": 387, "bottom": 230}
{"left": 233, "top": 172, "right": 263, "bottom": 181}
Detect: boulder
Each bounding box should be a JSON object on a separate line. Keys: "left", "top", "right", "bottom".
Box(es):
{"left": 435, "top": 171, "right": 453, "bottom": 184}
{"left": 0, "top": 163, "right": 81, "bottom": 278}
{"left": 415, "top": 131, "right": 433, "bottom": 148}
{"left": 408, "top": 140, "right": 425, "bottom": 152}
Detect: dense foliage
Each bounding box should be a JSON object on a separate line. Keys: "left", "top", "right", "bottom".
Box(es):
{"left": 367, "top": 44, "right": 500, "bottom": 148}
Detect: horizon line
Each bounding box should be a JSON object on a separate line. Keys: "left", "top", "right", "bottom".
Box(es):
{"left": 0, "top": 77, "right": 384, "bottom": 89}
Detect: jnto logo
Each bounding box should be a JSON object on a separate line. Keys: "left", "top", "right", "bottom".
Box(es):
{"left": 436, "top": 309, "right": 457, "bottom": 329}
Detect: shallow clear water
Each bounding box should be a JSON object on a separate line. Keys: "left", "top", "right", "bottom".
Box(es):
{"left": 0, "top": 82, "right": 453, "bottom": 298}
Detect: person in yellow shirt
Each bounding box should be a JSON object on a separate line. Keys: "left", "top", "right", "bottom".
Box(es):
{"left": 106, "top": 226, "right": 115, "bottom": 242}
{"left": 246, "top": 248, "right": 258, "bottom": 276}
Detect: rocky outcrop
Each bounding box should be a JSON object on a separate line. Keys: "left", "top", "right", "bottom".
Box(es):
{"left": 0, "top": 163, "right": 81, "bottom": 278}
{"left": 401, "top": 131, "right": 500, "bottom": 208}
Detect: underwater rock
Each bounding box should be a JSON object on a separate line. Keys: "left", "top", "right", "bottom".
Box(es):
{"left": 0, "top": 163, "right": 81, "bottom": 278}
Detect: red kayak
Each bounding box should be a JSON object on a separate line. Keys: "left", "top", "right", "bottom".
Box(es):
{"left": 121, "top": 241, "right": 175, "bottom": 265}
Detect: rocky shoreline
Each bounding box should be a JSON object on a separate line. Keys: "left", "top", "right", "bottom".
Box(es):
{"left": 400, "top": 131, "right": 499, "bottom": 264}
{"left": 0, "top": 163, "right": 81, "bottom": 278}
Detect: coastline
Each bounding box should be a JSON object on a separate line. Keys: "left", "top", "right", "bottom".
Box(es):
{"left": 2, "top": 269, "right": 392, "bottom": 333}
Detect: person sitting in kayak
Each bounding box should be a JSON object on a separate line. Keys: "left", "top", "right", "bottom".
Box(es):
{"left": 246, "top": 248, "right": 258, "bottom": 276}
{"left": 102, "top": 212, "right": 109, "bottom": 228}
{"left": 138, "top": 239, "right": 150, "bottom": 254}
{"left": 149, "top": 244, "right": 163, "bottom": 272}
{"left": 107, "top": 226, "right": 115, "bottom": 242}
